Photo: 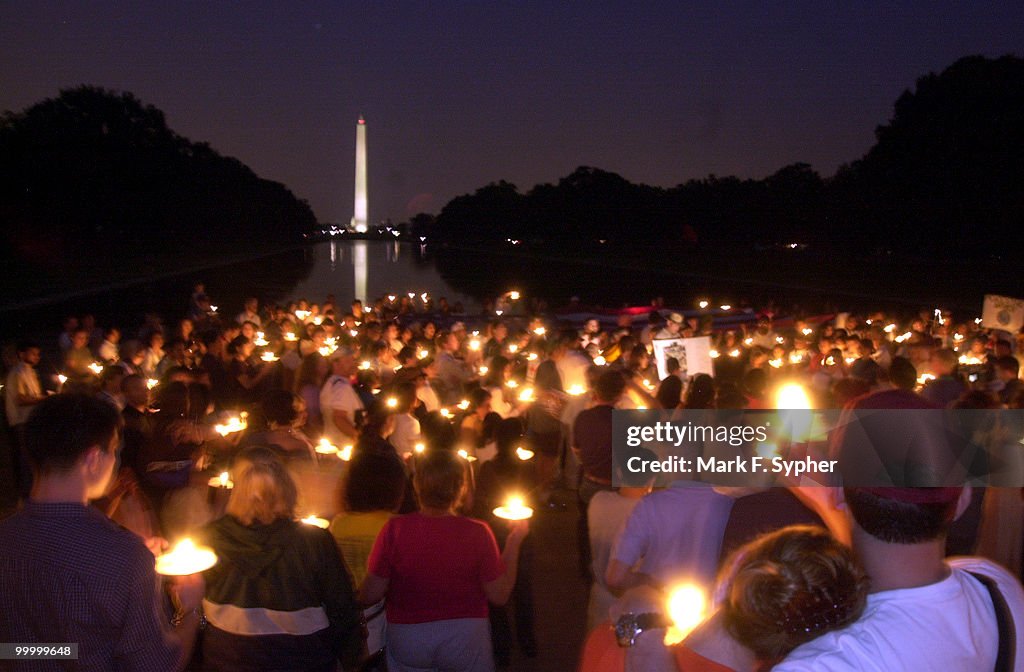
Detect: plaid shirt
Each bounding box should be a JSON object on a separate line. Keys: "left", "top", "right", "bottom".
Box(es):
{"left": 0, "top": 502, "right": 181, "bottom": 671}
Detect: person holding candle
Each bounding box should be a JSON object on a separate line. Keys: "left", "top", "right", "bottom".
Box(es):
{"left": 0, "top": 393, "right": 204, "bottom": 671}
{"left": 360, "top": 449, "right": 530, "bottom": 672}
{"left": 198, "top": 446, "right": 364, "bottom": 671}
{"left": 474, "top": 417, "right": 540, "bottom": 664}
{"left": 578, "top": 526, "right": 868, "bottom": 672}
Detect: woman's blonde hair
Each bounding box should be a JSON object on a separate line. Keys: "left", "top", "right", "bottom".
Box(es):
{"left": 718, "top": 525, "right": 868, "bottom": 663}
{"left": 226, "top": 446, "right": 298, "bottom": 526}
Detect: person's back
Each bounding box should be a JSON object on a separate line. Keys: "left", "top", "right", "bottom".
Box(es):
{"left": 0, "top": 501, "right": 178, "bottom": 670}
{"left": 608, "top": 481, "right": 734, "bottom": 589}
{"left": 0, "top": 393, "right": 198, "bottom": 671}
{"left": 776, "top": 388, "right": 1024, "bottom": 671}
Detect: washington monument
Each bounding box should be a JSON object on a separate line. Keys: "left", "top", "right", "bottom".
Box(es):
{"left": 350, "top": 115, "right": 368, "bottom": 233}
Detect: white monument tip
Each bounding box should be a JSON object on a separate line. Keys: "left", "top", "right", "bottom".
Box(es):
{"left": 357, "top": 115, "right": 365, "bottom": 125}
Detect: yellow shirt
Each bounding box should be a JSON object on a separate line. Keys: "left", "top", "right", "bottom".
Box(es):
{"left": 329, "top": 510, "right": 393, "bottom": 587}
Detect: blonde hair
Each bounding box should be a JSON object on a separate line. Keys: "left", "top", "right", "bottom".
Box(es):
{"left": 226, "top": 446, "right": 298, "bottom": 526}
{"left": 718, "top": 525, "right": 868, "bottom": 663}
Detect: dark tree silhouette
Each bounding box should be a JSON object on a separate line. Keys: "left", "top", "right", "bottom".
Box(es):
{"left": 0, "top": 86, "right": 317, "bottom": 269}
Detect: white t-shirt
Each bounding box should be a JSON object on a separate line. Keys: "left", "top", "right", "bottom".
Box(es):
{"left": 5, "top": 363, "right": 42, "bottom": 426}
{"left": 389, "top": 413, "right": 421, "bottom": 455}
{"left": 776, "top": 557, "right": 1024, "bottom": 672}
{"left": 319, "top": 375, "right": 364, "bottom": 445}
{"left": 611, "top": 481, "right": 733, "bottom": 588}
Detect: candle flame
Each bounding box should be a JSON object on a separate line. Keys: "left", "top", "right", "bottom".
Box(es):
{"left": 155, "top": 538, "right": 218, "bottom": 576}
{"left": 516, "top": 446, "right": 534, "bottom": 460}
{"left": 663, "top": 584, "right": 708, "bottom": 645}
{"left": 776, "top": 383, "right": 812, "bottom": 410}
{"left": 567, "top": 384, "right": 586, "bottom": 396}
{"left": 300, "top": 515, "right": 330, "bottom": 529}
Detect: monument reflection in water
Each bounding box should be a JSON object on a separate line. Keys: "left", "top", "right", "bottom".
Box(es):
{"left": 287, "top": 240, "right": 479, "bottom": 311}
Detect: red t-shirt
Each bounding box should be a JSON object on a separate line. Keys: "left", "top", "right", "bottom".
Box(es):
{"left": 367, "top": 513, "right": 505, "bottom": 624}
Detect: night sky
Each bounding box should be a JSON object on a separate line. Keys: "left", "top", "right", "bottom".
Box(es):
{"left": 2, "top": 2, "right": 1022, "bottom": 225}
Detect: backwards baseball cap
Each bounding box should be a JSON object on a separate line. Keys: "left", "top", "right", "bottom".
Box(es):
{"left": 832, "top": 389, "right": 967, "bottom": 503}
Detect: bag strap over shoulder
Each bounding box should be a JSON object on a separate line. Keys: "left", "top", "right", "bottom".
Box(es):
{"left": 969, "top": 571, "right": 1016, "bottom": 672}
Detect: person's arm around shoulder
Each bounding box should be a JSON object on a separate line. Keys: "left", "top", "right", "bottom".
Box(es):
{"left": 483, "top": 520, "right": 530, "bottom": 605}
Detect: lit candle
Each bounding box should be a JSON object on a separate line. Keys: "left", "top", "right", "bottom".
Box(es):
{"left": 518, "top": 387, "right": 535, "bottom": 403}
{"left": 57, "top": 374, "right": 67, "bottom": 385}
{"left": 300, "top": 515, "right": 330, "bottom": 529}
{"left": 516, "top": 446, "right": 534, "bottom": 461}
{"left": 533, "top": 326, "right": 546, "bottom": 337}
{"left": 720, "top": 304, "right": 731, "bottom": 311}
{"left": 478, "top": 365, "right": 489, "bottom": 376}
{"left": 567, "top": 384, "right": 586, "bottom": 396}
{"left": 338, "top": 445, "right": 354, "bottom": 461}
{"left": 709, "top": 349, "right": 720, "bottom": 359}
{"left": 260, "top": 351, "right": 279, "bottom": 362}
{"left": 385, "top": 396, "right": 398, "bottom": 409}
{"left": 768, "top": 358, "right": 783, "bottom": 368}
{"left": 88, "top": 362, "right": 104, "bottom": 375}
{"left": 283, "top": 332, "right": 299, "bottom": 342}
{"left": 663, "top": 583, "right": 708, "bottom": 645}
{"left": 728, "top": 349, "right": 741, "bottom": 358}
{"left": 414, "top": 442, "right": 426, "bottom": 454}
{"left": 295, "top": 310, "right": 311, "bottom": 320}
{"left": 698, "top": 300, "right": 709, "bottom": 309}
{"left": 208, "top": 471, "right": 233, "bottom": 488}
{"left": 527, "top": 352, "right": 538, "bottom": 361}
{"left": 801, "top": 327, "right": 813, "bottom": 336}
{"left": 468, "top": 338, "right": 481, "bottom": 351}
{"left": 507, "top": 343, "right": 519, "bottom": 354}
{"left": 439, "top": 408, "right": 453, "bottom": 419}
{"left": 495, "top": 310, "right": 504, "bottom": 316}
{"left": 917, "top": 373, "right": 936, "bottom": 386}
{"left": 776, "top": 383, "right": 812, "bottom": 410}
{"left": 349, "top": 329, "right": 359, "bottom": 338}
{"left": 253, "top": 332, "right": 269, "bottom": 346}
{"left": 593, "top": 355, "right": 607, "bottom": 366}
{"left": 457, "top": 399, "right": 470, "bottom": 411}
{"left": 213, "top": 413, "right": 247, "bottom": 437}
{"left": 155, "top": 538, "right": 218, "bottom": 576}
{"left": 315, "top": 438, "right": 339, "bottom": 455}
{"left": 493, "top": 495, "right": 533, "bottom": 520}
{"left": 359, "top": 360, "right": 373, "bottom": 370}
{"left": 417, "top": 349, "right": 429, "bottom": 359}
{"left": 146, "top": 378, "right": 160, "bottom": 389}
{"left": 457, "top": 448, "right": 477, "bottom": 462}
{"left": 505, "top": 379, "right": 519, "bottom": 389}
{"left": 743, "top": 337, "right": 754, "bottom": 346}
{"left": 508, "top": 291, "right": 521, "bottom": 301}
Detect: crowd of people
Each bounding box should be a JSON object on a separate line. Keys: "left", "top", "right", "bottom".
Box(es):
{"left": 2, "top": 284, "right": 1024, "bottom": 671}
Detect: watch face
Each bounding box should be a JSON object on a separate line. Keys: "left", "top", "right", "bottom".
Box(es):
{"left": 614, "top": 613, "right": 643, "bottom": 647}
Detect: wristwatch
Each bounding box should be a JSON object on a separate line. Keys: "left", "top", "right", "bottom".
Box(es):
{"left": 614, "top": 612, "right": 671, "bottom": 647}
